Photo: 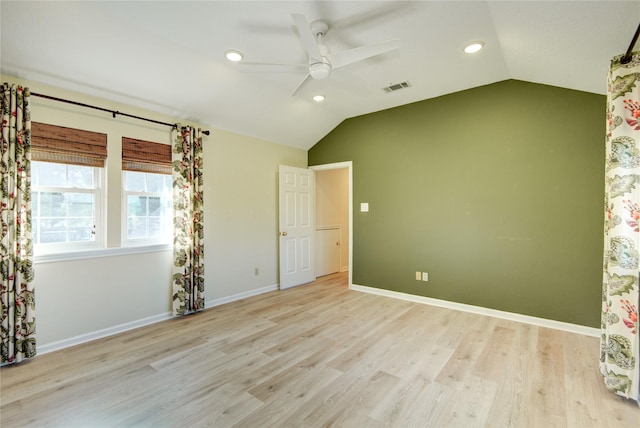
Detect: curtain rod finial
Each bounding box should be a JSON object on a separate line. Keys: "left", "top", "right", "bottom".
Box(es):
{"left": 621, "top": 22, "right": 640, "bottom": 65}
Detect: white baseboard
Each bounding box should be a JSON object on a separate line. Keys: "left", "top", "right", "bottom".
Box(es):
{"left": 205, "top": 283, "right": 279, "bottom": 308}
{"left": 37, "top": 283, "right": 280, "bottom": 356}
{"left": 37, "top": 312, "right": 173, "bottom": 355}
{"left": 39, "top": 281, "right": 595, "bottom": 356}
{"left": 350, "top": 283, "right": 600, "bottom": 338}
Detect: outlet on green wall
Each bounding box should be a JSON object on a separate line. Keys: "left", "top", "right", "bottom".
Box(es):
{"left": 309, "top": 80, "right": 605, "bottom": 328}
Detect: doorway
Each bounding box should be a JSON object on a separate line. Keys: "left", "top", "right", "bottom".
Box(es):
{"left": 310, "top": 161, "right": 352, "bottom": 287}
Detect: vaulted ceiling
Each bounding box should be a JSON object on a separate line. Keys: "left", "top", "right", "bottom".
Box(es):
{"left": 2, "top": 1, "right": 639, "bottom": 150}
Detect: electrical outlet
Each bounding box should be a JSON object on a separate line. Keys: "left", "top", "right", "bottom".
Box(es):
{"left": 422, "top": 272, "right": 429, "bottom": 282}
{"left": 415, "top": 271, "right": 421, "bottom": 280}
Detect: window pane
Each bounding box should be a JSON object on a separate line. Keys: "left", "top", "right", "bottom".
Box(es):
{"left": 31, "top": 162, "right": 40, "bottom": 186}
{"left": 146, "top": 173, "right": 168, "bottom": 193}
{"left": 128, "top": 195, "right": 149, "bottom": 216}
{"left": 33, "top": 191, "right": 96, "bottom": 245}
{"left": 32, "top": 192, "right": 39, "bottom": 216}
{"left": 67, "top": 165, "right": 94, "bottom": 189}
{"left": 148, "top": 196, "right": 161, "bottom": 215}
{"left": 38, "top": 192, "right": 67, "bottom": 217}
{"left": 39, "top": 218, "right": 67, "bottom": 243}
{"left": 124, "top": 171, "right": 145, "bottom": 192}
{"left": 67, "top": 193, "right": 94, "bottom": 217}
{"left": 147, "top": 218, "right": 161, "bottom": 235}
{"left": 37, "top": 162, "right": 66, "bottom": 187}
{"left": 32, "top": 220, "right": 39, "bottom": 242}
{"left": 36, "top": 217, "right": 94, "bottom": 244}
{"left": 125, "top": 198, "right": 171, "bottom": 241}
{"left": 127, "top": 217, "right": 147, "bottom": 239}
{"left": 68, "top": 219, "right": 94, "bottom": 241}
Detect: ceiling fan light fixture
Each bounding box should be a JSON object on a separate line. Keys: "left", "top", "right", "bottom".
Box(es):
{"left": 225, "top": 50, "right": 244, "bottom": 62}
{"left": 464, "top": 41, "right": 485, "bottom": 54}
{"left": 312, "top": 94, "right": 326, "bottom": 102}
{"left": 309, "top": 62, "right": 331, "bottom": 80}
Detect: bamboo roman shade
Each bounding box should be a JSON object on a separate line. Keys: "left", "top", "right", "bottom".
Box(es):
{"left": 122, "top": 137, "right": 172, "bottom": 174}
{"left": 31, "top": 122, "right": 107, "bottom": 167}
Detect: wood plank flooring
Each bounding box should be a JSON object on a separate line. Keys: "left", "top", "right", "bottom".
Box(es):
{"left": 1, "top": 271, "right": 639, "bottom": 427}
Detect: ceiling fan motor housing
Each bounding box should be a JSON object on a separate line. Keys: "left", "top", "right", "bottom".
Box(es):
{"left": 309, "top": 61, "right": 331, "bottom": 79}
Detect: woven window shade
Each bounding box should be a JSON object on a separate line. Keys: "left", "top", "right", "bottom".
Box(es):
{"left": 122, "top": 137, "right": 172, "bottom": 175}
{"left": 31, "top": 122, "right": 107, "bottom": 167}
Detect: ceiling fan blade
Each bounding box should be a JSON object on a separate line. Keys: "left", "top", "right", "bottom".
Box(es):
{"left": 291, "top": 73, "right": 314, "bottom": 97}
{"left": 292, "top": 13, "right": 323, "bottom": 62}
{"left": 237, "top": 62, "right": 308, "bottom": 73}
{"left": 329, "top": 39, "right": 400, "bottom": 70}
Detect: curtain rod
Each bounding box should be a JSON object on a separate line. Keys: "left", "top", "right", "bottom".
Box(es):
{"left": 30, "top": 92, "right": 210, "bottom": 135}
{"left": 621, "top": 21, "right": 640, "bottom": 64}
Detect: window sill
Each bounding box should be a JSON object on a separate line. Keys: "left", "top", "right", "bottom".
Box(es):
{"left": 34, "top": 243, "right": 172, "bottom": 264}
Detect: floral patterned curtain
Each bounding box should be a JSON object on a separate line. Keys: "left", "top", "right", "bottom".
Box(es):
{"left": 172, "top": 125, "right": 204, "bottom": 315}
{"left": 1, "top": 83, "right": 35, "bottom": 365}
{"left": 602, "top": 53, "right": 640, "bottom": 402}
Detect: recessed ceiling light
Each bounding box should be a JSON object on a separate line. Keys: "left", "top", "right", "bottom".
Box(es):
{"left": 312, "top": 94, "right": 326, "bottom": 102}
{"left": 225, "top": 50, "right": 244, "bottom": 62}
{"left": 464, "top": 42, "right": 485, "bottom": 54}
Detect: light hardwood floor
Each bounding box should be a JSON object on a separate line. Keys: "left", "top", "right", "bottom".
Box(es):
{"left": 1, "top": 272, "right": 639, "bottom": 427}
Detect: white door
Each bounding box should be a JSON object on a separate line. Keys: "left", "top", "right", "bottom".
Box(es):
{"left": 279, "top": 165, "right": 315, "bottom": 289}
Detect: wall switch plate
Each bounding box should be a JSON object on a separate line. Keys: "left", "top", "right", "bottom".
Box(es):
{"left": 415, "top": 271, "right": 421, "bottom": 280}
{"left": 360, "top": 202, "right": 369, "bottom": 212}
{"left": 422, "top": 272, "right": 429, "bottom": 281}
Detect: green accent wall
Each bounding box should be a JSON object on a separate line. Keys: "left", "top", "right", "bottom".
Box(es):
{"left": 309, "top": 79, "right": 605, "bottom": 327}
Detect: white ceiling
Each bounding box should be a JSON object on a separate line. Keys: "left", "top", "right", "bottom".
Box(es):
{"left": 2, "top": 1, "right": 639, "bottom": 150}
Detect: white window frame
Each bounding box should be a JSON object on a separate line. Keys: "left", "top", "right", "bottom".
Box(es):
{"left": 31, "top": 162, "right": 104, "bottom": 256}
{"left": 121, "top": 170, "right": 173, "bottom": 247}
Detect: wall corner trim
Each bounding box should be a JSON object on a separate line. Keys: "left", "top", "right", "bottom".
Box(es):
{"left": 350, "top": 283, "right": 600, "bottom": 338}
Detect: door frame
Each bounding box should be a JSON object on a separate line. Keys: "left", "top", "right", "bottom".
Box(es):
{"left": 309, "top": 161, "right": 353, "bottom": 288}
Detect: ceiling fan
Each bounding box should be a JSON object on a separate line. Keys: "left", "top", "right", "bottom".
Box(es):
{"left": 239, "top": 13, "right": 400, "bottom": 96}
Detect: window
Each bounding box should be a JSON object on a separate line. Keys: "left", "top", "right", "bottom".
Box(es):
{"left": 122, "top": 137, "right": 172, "bottom": 245}
{"left": 31, "top": 122, "right": 107, "bottom": 254}
{"left": 31, "top": 161, "right": 101, "bottom": 246}
{"left": 123, "top": 171, "right": 172, "bottom": 243}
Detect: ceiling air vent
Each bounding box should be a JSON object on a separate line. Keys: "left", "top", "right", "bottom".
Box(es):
{"left": 382, "top": 81, "right": 412, "bottom": 93}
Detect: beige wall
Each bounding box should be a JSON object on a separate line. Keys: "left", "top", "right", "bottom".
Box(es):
{"left": 315, "top": 168, "right": 349, "bottom": 272}
{"left": 2, "top": 75, "right": 307, "bottom": 348}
